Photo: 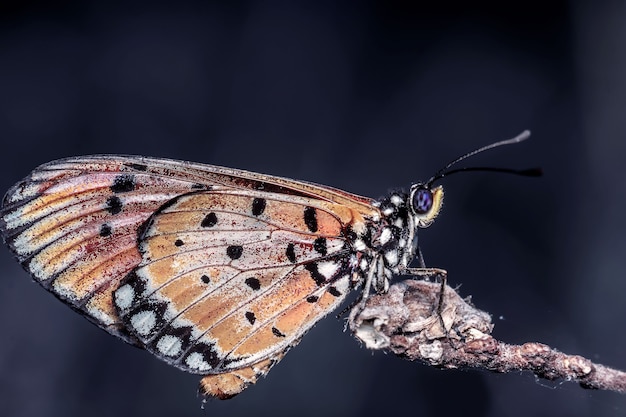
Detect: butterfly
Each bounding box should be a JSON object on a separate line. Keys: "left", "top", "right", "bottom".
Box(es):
{"left": 0, "top": 131, "right": 533, "bottom": 399}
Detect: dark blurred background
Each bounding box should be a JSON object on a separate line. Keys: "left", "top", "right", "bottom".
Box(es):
{"left": 1, "top": 1, "right": 625, "bottom": 416}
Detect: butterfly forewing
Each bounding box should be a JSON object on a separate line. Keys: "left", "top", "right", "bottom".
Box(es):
{"left": 0, "top": 157, "right": 226, "bottom": 342}
{"left": 115, "top": 191, "right": 354, "bottom": 375}
{"left": 1, "top": 155, "right": 382, "bottom": 397}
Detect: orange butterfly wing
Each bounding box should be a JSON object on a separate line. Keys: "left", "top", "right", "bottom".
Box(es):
{"left": 115, "top": 191, "right": 354, "bottom": 365}
{"left": 0, "top": 155, "right": 380, "bottom": 397}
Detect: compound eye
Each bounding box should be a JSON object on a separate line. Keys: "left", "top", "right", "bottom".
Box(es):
{"left": 412, "top": 188, "right": 433, "bottom": 214}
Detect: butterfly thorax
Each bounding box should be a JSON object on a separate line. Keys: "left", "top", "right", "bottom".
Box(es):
{"left": 347, "top": 191, "right": 417, "bottom": 294}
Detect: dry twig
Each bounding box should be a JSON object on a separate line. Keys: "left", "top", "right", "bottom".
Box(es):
{"left": 348, "top": 279, "right": 626, "bottom": 393}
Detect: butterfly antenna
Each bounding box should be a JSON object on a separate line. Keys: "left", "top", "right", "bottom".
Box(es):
{"left": 426, "top": 130, "right": 539, "bottom": 186}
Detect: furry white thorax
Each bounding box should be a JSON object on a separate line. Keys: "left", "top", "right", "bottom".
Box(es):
{"left": 353, "top": 192, "right": 418, "bottom": 296}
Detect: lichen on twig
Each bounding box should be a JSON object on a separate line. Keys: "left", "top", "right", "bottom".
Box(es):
{"left": 348, "top": 279, "right": 626, "bottom": 393}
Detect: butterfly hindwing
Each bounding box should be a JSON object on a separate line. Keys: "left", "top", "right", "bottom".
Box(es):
{"left": 115, "top": 190, "right": 354, "bottom": 379}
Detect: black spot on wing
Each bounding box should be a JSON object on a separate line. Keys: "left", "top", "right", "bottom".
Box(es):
{"left": 124, "top": 162, "right": 148, "bottom": 171}
{"left": 285, "top": 243, "right": 296, "bottom": 263}
{"left": 272, "top": 327, "right": 286, "bottom": 338}
{"left": 313, "top": 237, "right": 327, "bottom": 255}
{"left": 174, "top": 239, "right": 184, "bottom": 247}
{"left": 306, "top": 295, "right": 318, "bottom": 303}
{"left": 303, "top": 206, "right": 318, "bottom": 233}
{"left": 245, "top": 277, "right": 261, "bottom": 290}
{"left": 201, "top": 212, "right": 218, "bottom": 227}
{"left": 304, "top": 263, "right": 325, "bottom": 286}
{"left": 110, "top": 174, "right": 136, "bottom": 193}
{"left": 99, "top": 223, "right": 112, "bottom": 237}
{"left": 105, "top": 196, "right": 123, "bottom": 215}
{"left": 245, "top": 311, "right": 256, "bottom": 325}
{"left": 226, "top": 245, "right": 243, "bottom": 260}
{"left": 251, "top": 198, "right": 266, "bottom": 216}
{"left": 328, "top": 286, "right": 342, "bottom": 297}
{"left": 201, "top": 274, "right": 210, "bottom": 284}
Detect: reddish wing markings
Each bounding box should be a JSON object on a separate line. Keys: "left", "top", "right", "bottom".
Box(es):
{"left": 22, "top": 155, "right": 378, "bottom": 212}
{"left": 115, "top": 190, "right": 355, "bottom": 374}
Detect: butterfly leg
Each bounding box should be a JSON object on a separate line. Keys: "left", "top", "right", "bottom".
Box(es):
{"left": 402, "top": 267, "right": 448, "bottom": 280}
{"left": 198, "top": 350, "right": 287, "bottom": 400}
{"left": 355, "top": 258, "right": 380, "bottom": 312}
{"left": 407, "top": 245, "right": 447, "bottom": 279}
{"left": 416, "top": 245, "right": 427, "bottom": 268}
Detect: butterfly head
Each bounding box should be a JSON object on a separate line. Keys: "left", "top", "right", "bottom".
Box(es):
{"left": 408, "top": 183, "right": 444, "bottom": 228}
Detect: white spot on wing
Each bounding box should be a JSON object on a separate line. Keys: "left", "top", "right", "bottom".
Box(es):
{"left": 130, "top": 310, "right": 157, "bottom": 336}
{"left": 114, "top": 284, "right": 135, "bottom": 310}
{"left": 186, "top": 352, "right": 212, "bottom": 371}
{"left": 157, "top": 335, "right": 183, "bottom": 357}
{"left": 391, "top": 195, "right": 403, "bottom": 206}
{"left": 326, "top": 238, "right": 345, "bottom": 254}
{"left": 335, "top": 275, "right": 351, "bottom": 293}
{"left": 317, "top": 261, "right": 340, "bottom": 280}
